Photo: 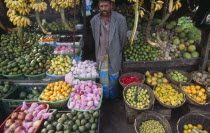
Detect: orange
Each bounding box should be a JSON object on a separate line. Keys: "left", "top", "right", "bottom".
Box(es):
{"left": 197, "top": 124, "right": 203, "bottom": 130}
{"left": 188, "top": 124, "right": 193, "bottom": 129}
{"left": 188, "top": 90, "right": 192, "bottom": 94}
{"left": 195, "top": 97, "right": 202, "bottom": 103}
{"left": 183, "top": 130, "right": 188, "bottom": 133}
{"left": 201, "top": 88, "right": 206, "bottom": 93}
{"left": 195, "top": 85, "right": 201, "bottom": 90}
{"left": 201, "top": 95, "right": 207, "bottom": 100}
{"left": 192, "top": 90, "right": 197, "bottom": 95}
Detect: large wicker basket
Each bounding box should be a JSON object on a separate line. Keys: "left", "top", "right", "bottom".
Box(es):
{"left": 180, "top": 82, "right": 210, "bottom": 106}
{"left": 123, "top": 83, "right": 155, "bottom": 111}
{"left": 177, "top": 113, "right": 210, "bottom": 133}
{"left": 145, "top": 71, "right": 170, "bottom": 87}
{"left": 134, "top": 111, "right": 172, "bottom": 133}
{"left": 153, "top": 83, "right": 186, "bottom": 108}
{"left": 191, "top": 70, "right": 210, "bottom": 86}
{"left": 119, "top": 72, "right": 145, "bottom": 88}
{"left": 166, "top": 69, "right": 192, "bottom": 85}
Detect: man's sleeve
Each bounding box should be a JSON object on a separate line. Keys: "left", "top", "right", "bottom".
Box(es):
{"left": 119, "top": 17, "right": 127, "bottom": 50}
{"left": 90, "top": 18, "right": 95, "bottom": 40}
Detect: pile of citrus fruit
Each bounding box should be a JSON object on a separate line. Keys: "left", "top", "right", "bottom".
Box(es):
{"left": 40, "top": 81, "right": 72, "bottom": 101}
{"left": 183, "top": 124, "right": 208, "bottom": 133}
{"left": 182, "top": 85, "right": 207, "bottom": 104}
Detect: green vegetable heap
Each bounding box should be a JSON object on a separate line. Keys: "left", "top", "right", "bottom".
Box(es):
{"left": 139, "top": 120, "right": 165, "bottom": 133}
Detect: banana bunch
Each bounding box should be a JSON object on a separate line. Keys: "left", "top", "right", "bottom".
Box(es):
{"left": 139, "top": 10, "right": 144, "bottom": 18}
{"left": 154, "top": 0, "right": 164, "bottom": 11}
{"left": 7, "top": 9, "right": 16, "bottom": 17}
{"left": 172, "top": 0, "right": 182, "bottom": 11}
{"left": 30, "top": 2, "right": 47, "bottom": 12}
{"left": 10, "top": 15, "right": 31, "bottom": 27}
{"left": 50, "top": 0, "right": 80, "bottom": 11}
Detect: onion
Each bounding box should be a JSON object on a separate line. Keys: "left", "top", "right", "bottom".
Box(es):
{"left": 94, "top": 100, "right": 100, "bottom": 107}
{"left": 22, "top": 122, "right": 33, "bottom": 130}
{"left": 93, "top": 89, "right": 99, "bottom": 95}
{"left": 97, "top": 95, "right": 101, "bottom": 101}
{"left": 42, "top": 113, "right": 52, "bottom": 119}
{"left": 21, "top": 101, "right": 28, "bottom": 111}
{"left": 87, "top": 81, "right": 92, "bottom": 87}
{"left": 25, "top": 113, "right": 33, "bottom": 121}
{"left": 86, "top": 96, "right": 92, "bottom": 101}
{"left": 87, "top": 101, "right": 93, "bottom": 107}
{"left": 35, "top": 104, "right": 45, "bottom": 111}
{"left": 37, "top": 109, "right": 46, "bottom": 119}
{"left": 28, "top": 126, "right": 36, "bottom": 133}
{"left": 69, "top": 101, "right": 76, "bottom": 108}
{"left": 30, "top": 103, "right": 39, "bottom": 109}
{"left": 32, "top": 117, "right": 39, "bottom": 122}
{"left": 85, "top": 86, "right": 91, "bottom": 93}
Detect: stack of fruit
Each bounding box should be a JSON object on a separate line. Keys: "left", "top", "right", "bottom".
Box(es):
{"left": 41, "top": 110, "right": 99, "bottom": 133}
{"left": 192, "top": 71, "right": 210, "bottom": 85}
{"left": 145, "top": 71, "right": 169, "bottom": 86}
{"left": 40, "top": 81, "right": 72, "bottom": 101}
{"left": 139, "top": 120, "right": 165, "bottom": 133}
{"left": 154, "top": 84, "right": 185, "bottom": 106}
{"left": 41, "top": 20, "right": 76, "bottom": 31}
{"left": 0, "top": 81, "right": 11, "bottom": 99}
{"left": 168, "top": 71, "right": 188, "bottom": 82}
{"left": 182, "top": 85, "right": 207, "bottom": 104}
{"left": 120, "top": 76, "right": 142, "bottom": 85}
{"left": 48, "top": 55, "right": 72, "bottom": 75}
{"left": 123, "top": 31, "right": 160, "bottom": 61}
{"left": 183, "top": 124, "right": 208, "bottom": 133}
{"left": 158, "top": 17, "right": 200, "bottom": 60}
{"left": 125, "top": 85, "right": 151, "bottom": 109}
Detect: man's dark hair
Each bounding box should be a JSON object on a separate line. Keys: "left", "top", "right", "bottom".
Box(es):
{"left": 99, "top": 0, "right": 112, "bottom": 4}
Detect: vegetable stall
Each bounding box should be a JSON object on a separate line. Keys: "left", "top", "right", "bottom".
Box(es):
{"left": 0, "top": 0, "right": 210, "bottom": 133}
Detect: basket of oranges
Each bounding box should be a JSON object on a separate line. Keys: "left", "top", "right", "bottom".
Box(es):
{"left": 38, "top": 81, "right": 72, "bottom": 108}
{"left": 179, "top": 82, "right": 210, "bottom": 106}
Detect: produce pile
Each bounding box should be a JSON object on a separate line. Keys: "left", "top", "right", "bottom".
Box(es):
{"left": 71, "top": 60, "right": 98, "bottom": 78}
{"left": 154, "top": 84, "right": 185, "bottom": 106}
{"left": 182, "top": 85, "right": 207, "bottom": 104}
{"left": 207, "top": 87, "right": 210, "bottom": 94}
{"left": 123, "top": 31, "right": 160, "bottom": 61}
{"left": 2, "top": 102, "right": 51, "bottom": 133}
{"left": 192, "top": 72, "right": 210, "bottom": 85}
{"left": 157, "top": 17, "right": 201, "bottom": 60}
{"left": 17, "top": 87, "right": 42, "bottom": 101}
{"left": 48, "top": 55, "right": 72, "bottom": 75}
{"left": 120, "top": 76, "right": 142, "bottom": 85}
{"left": 40, "top": 81, "right": 72, "bottom": 101}
{"left": 41, "top": 20, "right": 76, "bottom": 31}
{"left": 139, "top": 120, "right": 165, "bottom": 133}
{"left": 39, "top": 35, "right": 56, "bottom": 43}
{"left": 53, "top": 46, "right": 79, "bottom": 54}
{"left": 125, "top": 85, "right": 150, "bottom": 109}
{"left": 145, "top": 71, "right": 169, "bottom": 86}
{"left": 0, "top": 32, "right": 54, "bottom": 76}
{"left": 41, "top": 110, "right": 99, "bottom": 133}
{"left": 68, "top": 80, "right": 103, "bottom": 110}
{"left": 183, "top": 124, "right": 208, "bottom": 133}
{"left": 168, "top": 71, "right": 188, "bottom": 82}
{"left": 0, "top": 81, "right": 11, "bottom": 99}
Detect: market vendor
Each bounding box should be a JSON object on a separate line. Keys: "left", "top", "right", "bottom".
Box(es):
{"left": 90, "top": 0, "right": 127, "bottom": 98}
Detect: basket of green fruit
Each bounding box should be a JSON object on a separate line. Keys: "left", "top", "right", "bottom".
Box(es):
{"left": 145, "top": 71, "right": 170, "bottom": 87}
{"left": 123, "top": 83, "right": 155, "bottom": 111}
{"left": 177, "top": 113, "right": 210, "bottom": 133}
{"left": 119, "top": 72, "right": 145, "bottom": 88}
{"left": 191, "top": 71, "right": 210, "bottom": 86}
{"left": 206, "top": 84, "right": 210, "bottom": 96}
{"left": 134, "top": 111, "right": 172, "bottom": 133}
{"left": 153, "top": 83, "right": 186, "bottom": 108}
{"left": 166, "top": 69, "right": 192, "bottom": 85}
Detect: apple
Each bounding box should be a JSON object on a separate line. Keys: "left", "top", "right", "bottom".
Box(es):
{"left": 11, "top": 112, "right": 18, "bottom": 119}
{"left": 9, "top": 123, "right": 20, "bottom": 130}
{"left": 4, "top": 128, "right": 14, "bottom": 133}
{"left": 14, "top": 119, "right": 22, "bottom": 124}
{"left": 22, "top": 122, "right": 33, "bottom": 130}
{"left": 14, "top": 126, "right": 25, "bottom": 133}
{"left": 5, "top": 119, "right": 14, "bottom": 127}
{"left": 72, "top": 88, "right": 77, "bottom": 92}
{"left": 32, "top": 111, "right": 38, "bottom": 117}
{"left": 18, "top": 112, "right": 26, "bottom": 120}
{"left": 23, "top": 110, "right": 28, "bottom": 114}
{"left": 28, "top": 126, "right": 36, "bottom": 133}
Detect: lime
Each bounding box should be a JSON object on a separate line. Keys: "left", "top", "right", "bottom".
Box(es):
{"left": 183, "top": 125, "right": 189, "bottom": 130}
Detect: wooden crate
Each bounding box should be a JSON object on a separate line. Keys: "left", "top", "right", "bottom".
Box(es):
{"left": 124, "top": 102, "right": 171, "bottom": 124}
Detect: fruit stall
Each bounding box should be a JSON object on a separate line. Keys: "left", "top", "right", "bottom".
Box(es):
{"left": 1, "top": 0, "right": 210, "bottom": 133}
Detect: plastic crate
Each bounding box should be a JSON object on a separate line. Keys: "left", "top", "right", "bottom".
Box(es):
{"left": 1, "top": 85, "right": 46, "bottom": 115}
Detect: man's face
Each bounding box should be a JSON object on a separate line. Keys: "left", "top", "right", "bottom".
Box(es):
{"left": 99, "top": 1, "right": 111, "bottom": 16}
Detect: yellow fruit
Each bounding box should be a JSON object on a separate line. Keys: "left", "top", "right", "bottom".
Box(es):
{"left": 197, "top": 124, "right": 203, "bottom": 130}
{"left": 183, "top": 130, "right": 188, "bottom": 133}
{"left": 203, "top": 130, "right": 208, "bottom": 133}
{"left": 187, "top": 129, "right": 192, "bottom": 133}
{"left": 188, "top": 124, "right": 193, "bottom": 129}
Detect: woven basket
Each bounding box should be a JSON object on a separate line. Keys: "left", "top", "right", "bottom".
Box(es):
{"left": 191, "top": 71, "right": 210, "bottom": 86}
{"left": 177, "top": 113, "right": 210, "bottom": 133}
{"left": 134, "top": 111, "right": 172, "bottom": 133}
{"left": 153, "top": 83, "right": 186, "bottom": 108}
{"left": 166, "top": 69, "right": 192, "bottom": 85}
{"left": 145, "top": 71, "right": 170, "bottom": 87}
{"left": 180, "top": 82, "right": 210, "bottom": 106}
{"left": 46, "top": 71, "right": 65, "bottom": 81}
{"left": 119, "top": 72, "right": 145, "bottom": 88}
{"left": 123, "top": 83, "right": 155, "bottom": 111}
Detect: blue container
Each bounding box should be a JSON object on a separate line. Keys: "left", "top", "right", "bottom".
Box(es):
{"left": 102, "top": 85, "right": 109, "bottom": 98}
